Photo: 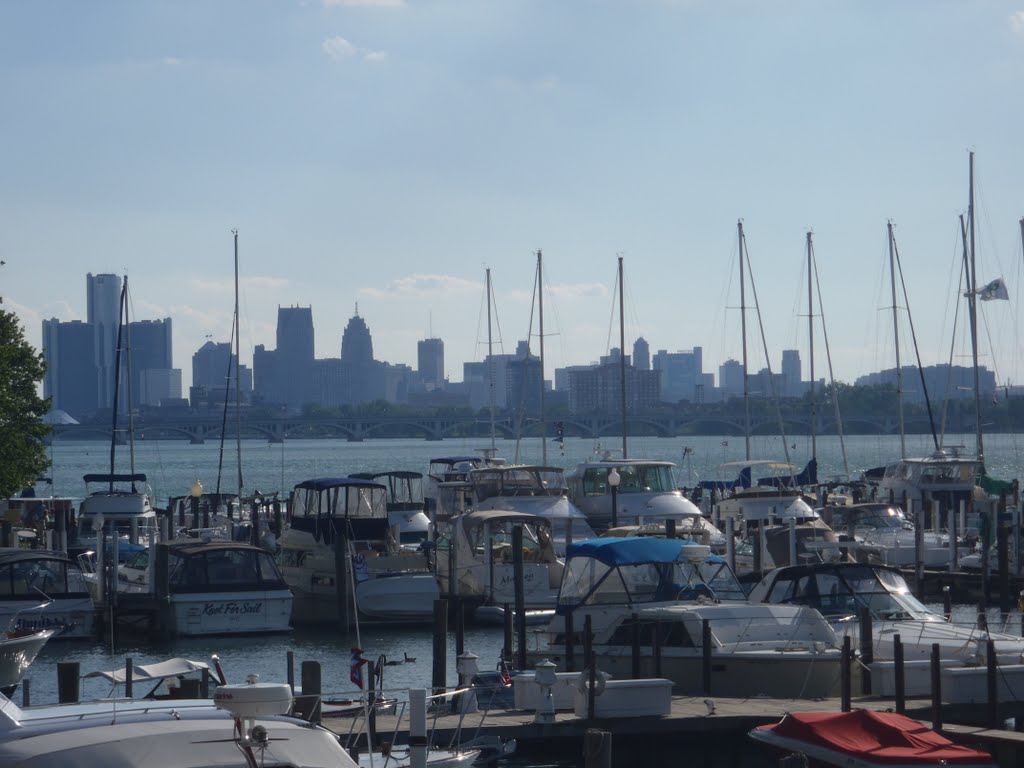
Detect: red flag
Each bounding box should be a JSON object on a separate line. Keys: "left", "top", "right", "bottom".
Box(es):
{"left": 350, "top": 647, "right": 367, "bottom": 689}
{"left": 499, "top": 661, "right": 512, "bottom": 687}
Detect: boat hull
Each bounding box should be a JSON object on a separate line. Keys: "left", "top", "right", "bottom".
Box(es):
{"left": 165, "top": 590, "right": 293, "bottom": 636}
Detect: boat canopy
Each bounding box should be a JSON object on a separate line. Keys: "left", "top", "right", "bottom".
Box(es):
{"left": 83, "top": 657, "right": 210, "bottom": 684}
{"left": 83, "top": 473, "right": 148, "bottom": 484}
{"left": 292, "top": 477, "right": 386, "bottom": 493}
{"left": 566, "top": 537, "right": 723, "bottom": 567}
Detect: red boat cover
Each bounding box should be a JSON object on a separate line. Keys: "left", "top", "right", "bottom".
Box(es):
{"left": 757, "top": 710, "right": 995, "bottom": 766}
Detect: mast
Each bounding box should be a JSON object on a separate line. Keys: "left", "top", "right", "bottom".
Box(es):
{"left": 109, "top": 277, "right": 128, "bottom": 493}
{"left": 486, "top": 268, "right": 496, "bottom": 453}
{"left": 537, "top": 250, "right": 547, "bottom": 465}
{"left": 618, "top": 255, "right": 627, "bottom": 460}
{"left": 806, "top": 231, "right": 816, "bottom": 461}
{"left": 234, "top": 230, "right": 243, "bottom": 498}
{"left": 738, "top": 221, "right": 751, "bottom": 461}
{"left": 967, "top": 152, "right": 983, "bottom": 463}
{"left": 888, "top": 220, "right": 906, "bottom": 459}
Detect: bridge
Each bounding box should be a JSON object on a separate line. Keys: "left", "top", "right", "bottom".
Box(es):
{"left": 47, "top": 411, "right": 921, "bottom": 444}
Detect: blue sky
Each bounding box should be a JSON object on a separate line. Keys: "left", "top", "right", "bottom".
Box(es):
{"left": 3, "top": 1, "right": 1024, "bottom": 394}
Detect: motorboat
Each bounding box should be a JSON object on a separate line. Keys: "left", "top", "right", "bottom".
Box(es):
{"left": 567, "top": 457, "right": 726, "bottom": 548}
{"left": 467, "top": 465, "right": 597, "bottom": 555}
{"left": 278, "top": 477, "right": 439, "bottom": 626}
{"left": 746, "top": 561, "right": 1024, "bottom": 694}
{"left": 750, "top": 709, "right": 996, "bottom": 768}
{"left": 72, "top": 472, "right": 159, "bottom": 567}
{"left": 873, "top": 448, "right": 983, "bottom": 515}
{"left": 0, "top": 625, "right": 55, "bottom": 694}
{"left": 85, "top": 539, "right": 293, "bottom": 637}
{"left": 0, "top": 548, "right": 96, "bottom": 640}
{"left": 435, "top": 509, "right": 564, "bottom": 624}
{"left": 527, "top": 537, "right": 842, "bottom": 699}
{"left": 0, "top": 674, "right": 362, "bottom": 768}
{"left": 731, "top": 521, "right": 844, "bottom": 576}
{"left": 351, "top": 471, "right": 432, "bottom": 552}
{"left": 821, "top": 501, "right": 965, "bottom": 568}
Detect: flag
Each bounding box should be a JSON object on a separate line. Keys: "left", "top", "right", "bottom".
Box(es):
{"left": 498, "top": 661, "right": 512, "bottom": 687}
{"left": 350, "top": 647, "right": 368, "bottom": 688}
{"left": 978, "top": 278, "right": 1009, "bottom": 301}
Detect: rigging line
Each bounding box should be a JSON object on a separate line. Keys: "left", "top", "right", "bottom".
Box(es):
{"left": 811, "top": 242, "right": 849, "bottom": 478}
{"left": 513, "top": 265, "right": 540, "bottom": 463}
{"left": 604, "top": 261, "right": 619, "bottom": 357}
{"left": 939, "top": 242, "right": 966, "bottom": 449}
{"left": 893, "top": 235, "right": 939, "bottom": 451}
{"left": 742, "top": 238, "right": 791, "bottom": 467}
{"left": 489, "top": 273, "right": 506, "bottom": 355}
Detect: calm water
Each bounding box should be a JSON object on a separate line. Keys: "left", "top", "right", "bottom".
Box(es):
{"left": 18, "top": 432, "right": 1024, "bottom": 708}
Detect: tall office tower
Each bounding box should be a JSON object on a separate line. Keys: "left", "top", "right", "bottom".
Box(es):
{"left": 340, "top": 312, "right": 374, "bottom": 363}
{"left": 633, "top": 337, "right": 650, "bottom": 370}
{"left": 417, "top": 337, "right": 444, "bottom": 389}
{"left": 193, "top": 341, "right": 234, "bottom": 389}
{"left": 781, "top": 349, "right": 801, "bottom": 397}
{"left": 127, "top": 318, "right": 174, "bottom": 406}
{"left": 87, "top": 273, "right": 122, "bottom": 409}
{"left": 276, "top": 306, "right": 315, "bottom": 408}
{"left": 42, "top": 318, "right": 99, "bottom": 420}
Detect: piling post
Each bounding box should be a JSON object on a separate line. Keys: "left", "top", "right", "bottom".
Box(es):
{"left": 948, "top": 507, "right": 957, "bottom": 573}
{"left": 840, "top": 635, "right": 851, "bottom": 712}
{"left": 335, "top": 534, "right": 350, "bottom": 631}
{"left": 57, "top": 661, "right": 79, "bottom": 704}
{"left": 564, "top": 610, "right": 575, "bottom": 673}
{"left": 21, "top": 679, "right": 29, "bottom": 707}
{"left": 300, "top": 660, "right": 322, "bottom": 724}
{"left": 893, "top": 634, "right": 905, "bottom": 714}
{"left": 512, "top": 525, "right": 526, "bottom": 671}
{"left": 930, "top": 643, "right": 942, "bottom": 731}
{"left": 286, "top": 650, "right": 295, "bottom": 693}
{"left": 55, "top": 507, "right": 66, "bottom": 553}
{"left": 250, "top": 498, "right": 261, "bottom": 548}
{"left": 273, "top": 499, "right": 283, "bottom": 537}
{"left": 914, "top": 499, "right": 925, "bottom": 600}
{"left": 0, "top": 521, "right": 10, "bottom": 548}
{"left": 752, "top": 524, "right": 762, "bottom": 574}
{"left": 653, "top": 618, "right": 662, "bottom": 678}
{"left": 858, "top": 608, "right": 873, "bottom": 695}
{"left": 725, "top": 517, "right": 735, "bottom": 573}
{"left": 502, "top": 604, "right": 513, "bottom": 665}
{"left": 125, "top": 657, "right": 133, "bottom": 698}
{"left": 702, "top": 618, "right": 712, "bottom": 696}
{"left": 584, "top": 614, "right": 595, "bottom": 721}
{"left": 409, "top": 689, "right": 427, "bottom": 768}
{"left": 630, "top": 613, "right": 642, "bottom": 679}
{"left": 998, "top": 498, "right": 1010, "bottom": 616}
{"left": 455, "top": 598, "right": 465, "bottom": 657}
{"left": 665, "top": 519, "right": 676, "bottom": 539}
{"left": 583, "top": 728, "right": 612, "bottom": 768}
{"left": 943, "top": 586, "right": 952, "bottom": 621}
{"left": 432, "top": 599, "right": 448, "bottom": 696}
{"left": 366, "top": 660, "right": 377, "bottom": 747}
{"left": 987, "top": 639, "right": 998, "bottom": 729}
{"left": 788, "top": 518, "right": 797, "bottom": 567}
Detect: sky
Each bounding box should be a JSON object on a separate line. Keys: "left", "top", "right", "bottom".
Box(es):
{"left": 3, "top": 0, "right": 1024, "bottom": 395}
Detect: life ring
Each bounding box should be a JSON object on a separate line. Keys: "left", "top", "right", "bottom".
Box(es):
{"left": 574, "top": 668, "right": 606, "bottom": 696}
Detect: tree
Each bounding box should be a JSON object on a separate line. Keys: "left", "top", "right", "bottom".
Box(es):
{"left": 0, "top": 306, "right": 51, "bottom": 498}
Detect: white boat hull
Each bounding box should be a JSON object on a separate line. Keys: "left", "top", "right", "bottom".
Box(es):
{"left": 167, "top": 590, "right": 293, "bottom": 636}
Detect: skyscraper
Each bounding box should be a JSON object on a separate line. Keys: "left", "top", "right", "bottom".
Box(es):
{"left": 633, "top": 337, "right": 650, "bottom": 370}
{"left": 127, "top": 318, "right": 175, "bottom": 406}
{"left": 276, "top": 306, "right": 315, "bottom": 408}
{"left": 340, "top": 313, "right": 373, "bottom": 363}
{"left": 87, "top": 273, "right": 121, "bottom": 409}
{"left": 781, "top": 349, "right": 801, "bottom": 397}
{"left": 41, "top": 319, "right": 99, "bottom": 419}
{"left": 417, "top": 337, "right": 444, "bottom": 389}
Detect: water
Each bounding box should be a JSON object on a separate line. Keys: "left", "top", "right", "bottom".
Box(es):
{"left": 17, "top": 432, "right": 1024, "bottom": 707}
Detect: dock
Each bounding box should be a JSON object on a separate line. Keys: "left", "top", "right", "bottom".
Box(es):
{"left": 326, "top": 693, "right": 1024, "bottom": 767}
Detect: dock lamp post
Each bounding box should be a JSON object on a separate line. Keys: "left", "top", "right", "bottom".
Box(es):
{"left": 191, "top": 480, "right": 203, "bottom": 534}
{"left": 608, "top": 468, "right": 621, "bottom": 529}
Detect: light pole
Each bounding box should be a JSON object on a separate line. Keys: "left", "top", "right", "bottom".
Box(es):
{"left": 608, "top": 468, "right": 621, "bottom": 529}
{"left": 191, "top": 479, "right": 203, "bottom": 534}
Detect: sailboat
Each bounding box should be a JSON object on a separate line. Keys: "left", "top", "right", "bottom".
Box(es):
{"left": 75, "top": 275, "right": 159, "bottom": 606}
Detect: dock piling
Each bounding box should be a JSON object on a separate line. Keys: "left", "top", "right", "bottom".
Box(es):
{"left": 931, "top": 643, "right": 942, "bottom": 731}
{"left": 894, "top": 633, "right": 905, "bottom": 714}
{"left": 987, "top": 639, "right": 998, "bottom": 729}
{"left": 840, "top": 636, "right": 851, "bottom": 712}
{"left": 583, "top": 728, "right": 612, "bottom": 768}
{"left": 57, "top": 661, "right": 79, "bottom": 704}
{"left": 432, "top": 599, "right": 448, "bottom": 695}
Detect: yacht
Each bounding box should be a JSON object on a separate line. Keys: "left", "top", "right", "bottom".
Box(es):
{"left": 0, "top": 548, "right": 95, "bottom": 640}
{"left": 527, "top": 537, "right": 842, "bottom": 699}
{"left": 746, "top": 561, "right": 1024, "bottom": 694}
{"left": 351, "top": 470, "right": 432, "bottom": 552}
{"left": 567, "top": 457, "right": 725, "bottom": 548}
{"left": 278, "top": 477, "right": 439, "bottom": 626}
{"left": 821, "top": 501, "right": 964, "bottom": 568}
{"left": 73, "top": 472, "right": 159, "bottom": 563}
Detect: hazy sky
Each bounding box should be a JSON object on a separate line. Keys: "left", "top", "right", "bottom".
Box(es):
{"left": 3, "top": 1, "right": 1024, "bottom": 395}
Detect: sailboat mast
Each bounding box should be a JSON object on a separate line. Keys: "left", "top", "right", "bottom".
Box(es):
{"left": 234, "top": 230, "right": 243, "bottom": 498}
{"left": 967, "top": 152, "right": 984, "bottom": 463}
{"left": 807, "top": 231, "right": 816, "bottom": 461}
{"left": 537, "top": 250, "right": 547, "bottom": 465}
{"left": 888, "top": 221, "right": 906, "bottom": 460}
{"left": 486, "top": 268, "right": 496, "bottom": 453}
{"left": 738, "top": 221, "right": 751, "bottom": 461}
{"left": 618, "top": 255, "right": 628, "bottom": 460}
{"left": 109, "top": 277, "right": 128, "bottom": 493}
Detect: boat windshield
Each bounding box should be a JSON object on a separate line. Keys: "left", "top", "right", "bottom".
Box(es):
{"left": 832, "top": 506, "right": 910, "bottom": 533}
{"left": 558, "top": 555, "right": 733, "bottom": 608}
{"left": 292, "top": 485, "right": 387, "bottom": 519}
{"left": 471, "top": 467, "right": 568, "bottom": 501}
{"left": 580, "top": 464, "right": 676, "bottom": 496}
{"left": 762, "top": 565, "right": 938, "bottom": 621}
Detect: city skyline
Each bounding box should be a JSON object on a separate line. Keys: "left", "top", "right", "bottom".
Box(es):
{"left": 3, "top": 2, "right": 1024, "bottom": 392}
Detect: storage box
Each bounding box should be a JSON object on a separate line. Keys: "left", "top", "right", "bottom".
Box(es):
{"left": 572, "top": 678, "right": 672, "bottom": 718}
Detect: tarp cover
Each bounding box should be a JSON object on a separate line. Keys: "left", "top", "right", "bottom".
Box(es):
{"left": 757, "top": 710, "right": 995, "bottom": 766}
{"left": 565, "top": 537, "right": 722, "bottom": 566}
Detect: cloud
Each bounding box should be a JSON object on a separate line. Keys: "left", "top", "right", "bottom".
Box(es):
{"left": 360, "top": 274, "right": 483, "bottom": 299}
{"left": 1013, "top": 11, "right": 1024, "bottom": 32}
{"left": 191, "top": 276, "right": 290, "bottom": 295}
{"left": 323, "top": 37, "right": 387, "bottom": 63}
{"left": 162, "top": 57, "right": 183, "bottom": 66}
{"left": 324, "top": 0, "right": 404, "bottom": 7}
{"left": 509, "top": 282, "right": 609, "bottom": 303}
{"left": 323, "top": 36, "right": 358, "bottom": 61}
{"left": 492, "top": 75, "right": 560, "bottom": 93}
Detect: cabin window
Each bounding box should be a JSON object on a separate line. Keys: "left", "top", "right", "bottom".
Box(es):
{"left": 582, "top": 469, "right": 609, "bottom": 496}
{"left": 256, "top": 552, "right": 285, "bottom": 585}
{"left": 206, "top": 550, "right": 260, "bottom": 585}
{"left": 0, "top": 560, "right": 69, "bottom": 596}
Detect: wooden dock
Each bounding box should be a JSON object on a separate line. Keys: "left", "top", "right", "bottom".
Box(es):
{"left": 324, "top": 693, "right": 1024, "bottom": 767}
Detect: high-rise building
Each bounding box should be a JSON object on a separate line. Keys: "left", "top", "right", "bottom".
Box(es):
{"left": 340, "top": 313, "right": 374, "bottom": 363}
{"left": 127, "top": 318, "right": 173, "bottom": 406}
{"left": 633, "top": 337, "right": 650, "bottom": 371}
{"left": 417, "top": 338, "right": 444, "bottom": 389}
{"left": 781, "top": 349, "right": 801, "bottom": 397}
{"left": 652, "top": 347, "right": 705, "bottom": 403}
{"left": 190, "top": 340, "right": 251, "bottom": 407}
{"left": 719, "top": 359, "right": 744, "bottom": 399}
{"left": 41, "top": 319, "right": 99, "bottom": 420}
{"left": 276, "top": 306, "right": 315, "bottom": 408}
{"left": 87, "top": 273, "right": 121, "bottom": 409}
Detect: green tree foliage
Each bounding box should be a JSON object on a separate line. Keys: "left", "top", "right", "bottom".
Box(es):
{"left": 0, "top": 307, "right": 51, "bottom": 498}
